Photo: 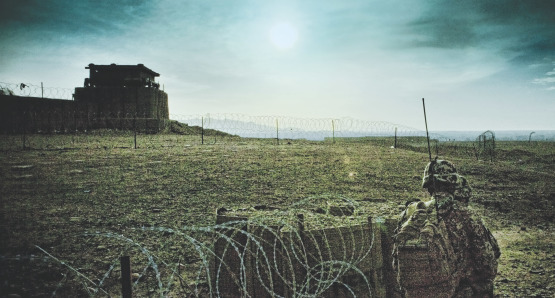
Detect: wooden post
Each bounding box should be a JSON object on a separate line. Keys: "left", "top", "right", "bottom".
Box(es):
{"left": 382, "top": 218, "right": 401, "bottom": 297}
{"left": 121, "top": 256, "right": 132, "bottom": 298}
{"left": 297, "top": 213, "right": 304, "bottom": 233}
{"left": 41, "top": 82, "right": 44, "bottom": 98}
{"left": 201, "top": 116, "right": 204, "bottom": 145}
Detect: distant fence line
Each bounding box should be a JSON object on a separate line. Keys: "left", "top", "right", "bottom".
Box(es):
{"left": 171, "top": 113, "right": 437, "bottom": 141}
{"left": 0, "top": 81, "right": 73, "bottom": 100}
{"left": 0, "top": 110, "right": 549, "bottom": 163}
{"left": 1, "top": 109, "right": 438, "bottom": 140}
{"left": 0, "top": 111, "right": 456, "bottom": 153}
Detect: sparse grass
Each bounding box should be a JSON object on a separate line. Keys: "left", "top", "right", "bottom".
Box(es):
{"left": 0, "top": 134, "right": 554, "bottom": 296}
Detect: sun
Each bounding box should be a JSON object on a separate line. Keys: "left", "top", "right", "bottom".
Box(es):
{"left": 269, "top": 22, "right": 298, "bottom": 50}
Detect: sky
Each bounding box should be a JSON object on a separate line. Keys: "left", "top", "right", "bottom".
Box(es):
{"left": 1, "top": 0, "right": 554, "bottom": 131}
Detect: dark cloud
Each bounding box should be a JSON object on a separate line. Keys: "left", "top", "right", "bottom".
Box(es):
{"left": 0, "top": 0, "right": 153, "bottom": 38}
{"left": 407, "top": 0, "right": 555, "bottom": 63}
{"left": 409, "top": 17, "right": 479, "bottom": 48}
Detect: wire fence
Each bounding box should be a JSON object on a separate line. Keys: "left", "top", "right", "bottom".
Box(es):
{"left": 0, "top": 81, "right": 74, "bottom": 100}
{"left": 2, "top": 111, "right": 550, "bottom": 163}
{"left": 171, "top": 113, "right": 431, "bottom": 141}
{"left": 9, "top": 197, "right": 395, "bottom": 297}
{"left": 0, "top": 111, "right": 447, "bottom": 154}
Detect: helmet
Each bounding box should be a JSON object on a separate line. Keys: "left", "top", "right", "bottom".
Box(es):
{"left": 422, "top": 160, "right": 457, "bottom": 189}
{"left": 422, "top": 159, "right": 471, "bottom": 202}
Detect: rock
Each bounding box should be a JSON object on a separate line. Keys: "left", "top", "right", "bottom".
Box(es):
{"left": 11, "top": 165, "right": 34, "bottom": 170}
{"left": 131, "top": 273, "right": 140, "bottom": 281}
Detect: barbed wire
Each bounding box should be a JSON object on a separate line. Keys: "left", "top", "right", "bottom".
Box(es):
{"left": 0, "top": 81, "right": 73, "bottom": 100}
{"left": 171, "top": 113, "right": 440, "bottom": 141}
{"left": 9, "top": 196, "right": 383, "bottom": 297}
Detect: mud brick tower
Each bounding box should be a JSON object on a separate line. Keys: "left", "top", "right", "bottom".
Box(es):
{"left": 74, "top": 63, "right": 169, "bottom": 131}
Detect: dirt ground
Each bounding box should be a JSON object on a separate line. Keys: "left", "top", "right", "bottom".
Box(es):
{"left": 0, "top": 135, "right": 553, "bottom": 297}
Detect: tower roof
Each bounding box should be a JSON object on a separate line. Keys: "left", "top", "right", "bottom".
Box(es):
{"left": 86, "top": 63, "right": 160, "bottom": 77}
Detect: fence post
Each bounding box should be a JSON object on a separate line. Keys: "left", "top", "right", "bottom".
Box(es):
{"left": 394, "top": 127, "right": 397, "bottom": 148}
{"left": 332, "top": 120, "right": 335, "bottom": 144}
{"left": 41, "top": 82, "right": 44, "bottom": 98}
{"left": 276, "top": 119, "right": 279, "bottom": 145}
{"left": 382, "top": 218, "right": 400, "bottom": 297}
{"left": 201, "top": 116, "right": 204, "bottom": 145}
{"left": 22, "top": 111, "right": 26, "bottom": 150}
{"left": 133, "top": 113, "right": 137, "bottom": 149}
{"left": 529, "top": 132, "right": 535, "bottom": 145}
{"left": 120, "top": 256, "right": 133, "bottom": 298}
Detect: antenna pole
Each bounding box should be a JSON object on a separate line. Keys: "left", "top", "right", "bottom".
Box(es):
{"left": 422, "top": 98, "right": 432, "bottom": 161}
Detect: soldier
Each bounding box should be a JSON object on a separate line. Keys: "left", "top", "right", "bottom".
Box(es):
{"left": 393, "top": 159, "right": 500, "bottom": 297}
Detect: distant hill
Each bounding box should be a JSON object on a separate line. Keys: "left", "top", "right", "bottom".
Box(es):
{"left": 168, "top": 120, "right": 238, "bottom": 138}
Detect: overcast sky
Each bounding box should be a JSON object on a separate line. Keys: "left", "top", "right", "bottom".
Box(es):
{"left": 1, "top": 0, "right": 554, "bottom": 131}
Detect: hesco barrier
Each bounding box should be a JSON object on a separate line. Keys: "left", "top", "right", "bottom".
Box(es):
{"left": 212, "top": 210, "right": 401, "bottom": 297}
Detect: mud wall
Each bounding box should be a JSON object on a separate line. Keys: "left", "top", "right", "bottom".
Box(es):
{"left": 0, "top": 95, "right": 75, "bottom": 133}
{"left": 0, "top": 86, "right": 169, "bottom": 133}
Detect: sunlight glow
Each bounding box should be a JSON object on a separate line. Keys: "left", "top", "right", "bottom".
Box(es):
{"left": 269, "top": 22, "right": 298, "bottom": 50}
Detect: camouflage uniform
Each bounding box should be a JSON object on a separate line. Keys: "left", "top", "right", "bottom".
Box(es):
{"left": 393, "top": 160, "right": 500, "bottom": 298}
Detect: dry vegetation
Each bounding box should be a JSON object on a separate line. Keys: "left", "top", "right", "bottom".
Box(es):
{"left": 0, "top": 133, "right": 553, "bottom": 297}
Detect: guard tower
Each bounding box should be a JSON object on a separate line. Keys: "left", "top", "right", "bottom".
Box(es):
{"left": 84, "top": 63, "right": 161, "bottom": 88}
{"left": 74, "top": 63, "right": 169, "bottom": 131}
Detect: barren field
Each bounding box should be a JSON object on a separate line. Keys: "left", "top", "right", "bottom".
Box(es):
{"left": 1, "top": 134, "right": 554, "bottom": 297}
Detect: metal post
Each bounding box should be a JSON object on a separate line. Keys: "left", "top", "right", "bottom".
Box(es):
{"left": 332, "top": 119, "right": 335, "bottom": 144}
{"left": 120, "top": 256, "right": 132, "bottom": 298}
{"left": 394, "top": 127, "right": 397, "bottom": 148}
{"left": 529, "top": 132, "right": 535, "bottom": 145}
{"left": 133, "top": 113, "right": 137, "bottom": 149}
{"left": 22, "top": 111, "right": 26, "bottom": 150}
{"left": 276, "top": 119, "right": 279, "bottom": 145}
